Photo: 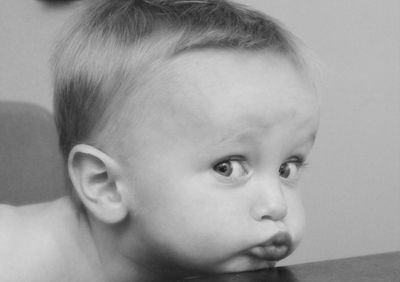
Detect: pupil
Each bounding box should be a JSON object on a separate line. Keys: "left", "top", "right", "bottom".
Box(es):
{"left": 219, "top": 163, "right": 228, "bottom": 173}
{"left": 279, "top": 164, "right": 290, "bottom": 178}
{"left": 216, "top": 162, "right": 232, "bottom": 176}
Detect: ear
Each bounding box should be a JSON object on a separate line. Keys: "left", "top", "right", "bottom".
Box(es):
{"left": 68, "top": 144, "right": 129, "bottom": 224}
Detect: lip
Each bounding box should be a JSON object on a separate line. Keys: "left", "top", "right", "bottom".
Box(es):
{"left": 249, "top": 231, "right": 292, "bottom": 261}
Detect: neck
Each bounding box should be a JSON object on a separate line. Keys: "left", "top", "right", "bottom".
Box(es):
{"left": 87, "top": 216, "right": 137, "bottom": 282}
{"left": 87, "top": 215, "right": 191, "bottom": 282}
{"left": 46, "top": 197, "right": 105, "bottom": 282}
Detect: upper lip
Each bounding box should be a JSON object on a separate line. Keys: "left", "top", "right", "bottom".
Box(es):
{"left": 262, "top": 231, "right": 292, "bottom": 247}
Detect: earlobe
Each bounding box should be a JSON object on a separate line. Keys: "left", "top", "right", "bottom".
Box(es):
{"left": 68, "top": 144, "right": 129, "bottom": 224}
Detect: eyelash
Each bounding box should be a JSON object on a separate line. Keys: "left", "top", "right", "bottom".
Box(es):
{"left": 279, "top": 156, "right": 308, "bottom": 180}
{"left": 212, "top": 156, "right": 249, "bottom": 179}
{"left": 212, "top": 155, "right": 308, "bottom": 181}
{"left": 286, "top": 156, "right": 307, "bottom": 169}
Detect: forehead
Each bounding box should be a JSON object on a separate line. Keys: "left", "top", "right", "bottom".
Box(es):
{"left": 170, "top": 51, "right": 314, "bottom": 122}
{"left": 123, "top": 49, "right": 319, "bottom": 148}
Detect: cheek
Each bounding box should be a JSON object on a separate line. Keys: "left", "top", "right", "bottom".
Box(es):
{"left": 133, "top": 176, "right": 252, "bottom": 253}
{"left": 284, "top": 190, "right": 306, "bottom": 245}
{"left": 145, "top": 181, "right": 248, "bottom": 239}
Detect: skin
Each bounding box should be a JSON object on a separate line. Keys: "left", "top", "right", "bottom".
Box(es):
{"left": 0, "top": 49, "right": 319, "bottom": 282}
{"left": 112, "top": 50, "right": 320, "bottom": 278}
{"left": 0, "top": 199, "right": 106, "bottom": 282}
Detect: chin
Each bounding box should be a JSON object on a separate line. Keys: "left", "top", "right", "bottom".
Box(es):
{"left": 206, "top": 256, "right": 280, "bottom": 276}
{"left": 173, "top": 256, "right": 281, "bottom": 281}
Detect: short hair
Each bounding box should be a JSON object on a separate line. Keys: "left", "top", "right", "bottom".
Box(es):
{"left": 52, "top": 0, "right": 305, "bottom": 194}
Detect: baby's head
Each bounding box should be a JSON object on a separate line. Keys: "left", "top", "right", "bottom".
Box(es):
{"left": 52, "top": 0, "right": 319, "bottom": 277}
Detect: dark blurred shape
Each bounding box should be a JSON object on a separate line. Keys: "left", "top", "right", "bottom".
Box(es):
{"left": 0, "top": 102, "right": 67, "bottom": 205}
{"left": 37, "top": 0, "right": 80, "bottom": 7}
{"left": 38, "top": 0, "right": 79, "bottom": 2}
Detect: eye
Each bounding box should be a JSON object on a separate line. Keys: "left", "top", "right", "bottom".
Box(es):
{"left": 279, "top": 157, "right": 306, "bottom": 180}
{"left": 213, "top": 158, "right": 250, "bottom": 179}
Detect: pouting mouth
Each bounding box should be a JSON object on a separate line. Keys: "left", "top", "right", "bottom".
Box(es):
{"left": 264, "top": 231, "right": 292, "bottom": 247}
{"left": 249, "top": 231, "right": 292, "bottom": 261}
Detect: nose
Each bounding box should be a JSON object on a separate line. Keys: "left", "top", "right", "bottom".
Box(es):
{"left": 251, "top": 178, "right": 288, "bottom": 222}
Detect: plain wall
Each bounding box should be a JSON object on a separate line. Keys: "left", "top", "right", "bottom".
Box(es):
{"left": 1, "top": 0, "right": 399, "bottom": 266}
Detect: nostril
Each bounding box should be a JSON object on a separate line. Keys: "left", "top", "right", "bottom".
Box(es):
{"left": 257, "top": 202, "right": 288, "bottom": 222}
{"left": 260, "top": 214, "right": 272, "bottom": 221}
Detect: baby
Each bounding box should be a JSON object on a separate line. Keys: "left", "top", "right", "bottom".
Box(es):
{"left": 0, "top": 0, "right": 319, "bottom": 281}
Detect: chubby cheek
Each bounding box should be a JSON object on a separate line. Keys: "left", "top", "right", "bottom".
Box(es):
{"left": 134, "top": 179, "right": 253, "bottom": 264}
{"left": 283, "top": 189, "right": 306, "bottom": 250}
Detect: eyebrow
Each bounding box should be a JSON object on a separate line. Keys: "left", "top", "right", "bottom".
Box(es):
{"left": 218, "top": 128, "right": 318, "bottom": 146}
{"left": 217, "top": 126, "right": 269, "bottom": 145}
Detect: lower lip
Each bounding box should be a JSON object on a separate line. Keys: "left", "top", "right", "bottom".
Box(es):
{"left": 250, "top": 244, "right": 290, "bottom": 261}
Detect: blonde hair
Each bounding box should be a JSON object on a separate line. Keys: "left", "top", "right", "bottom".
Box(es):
{"left": 52, "top": 0, "right": 305, "bottom": 195}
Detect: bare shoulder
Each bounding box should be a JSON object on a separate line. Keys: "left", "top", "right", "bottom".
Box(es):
{"left": 0, "top": 204, "right": 18, "bottom": 249}
{"left": 0, "top": 204, "right": 23, "bottom": 255}
{"left": 0, "top": 201, "right": 71, "bottom": 282}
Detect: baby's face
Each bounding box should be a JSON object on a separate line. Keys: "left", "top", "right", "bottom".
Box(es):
{"left": 119, "top": 50, "right": 319, "bottom": 275}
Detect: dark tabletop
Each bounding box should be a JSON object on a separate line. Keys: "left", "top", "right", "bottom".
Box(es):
{"left": 183, "top": 252, "right": 400, "bottom": 282}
